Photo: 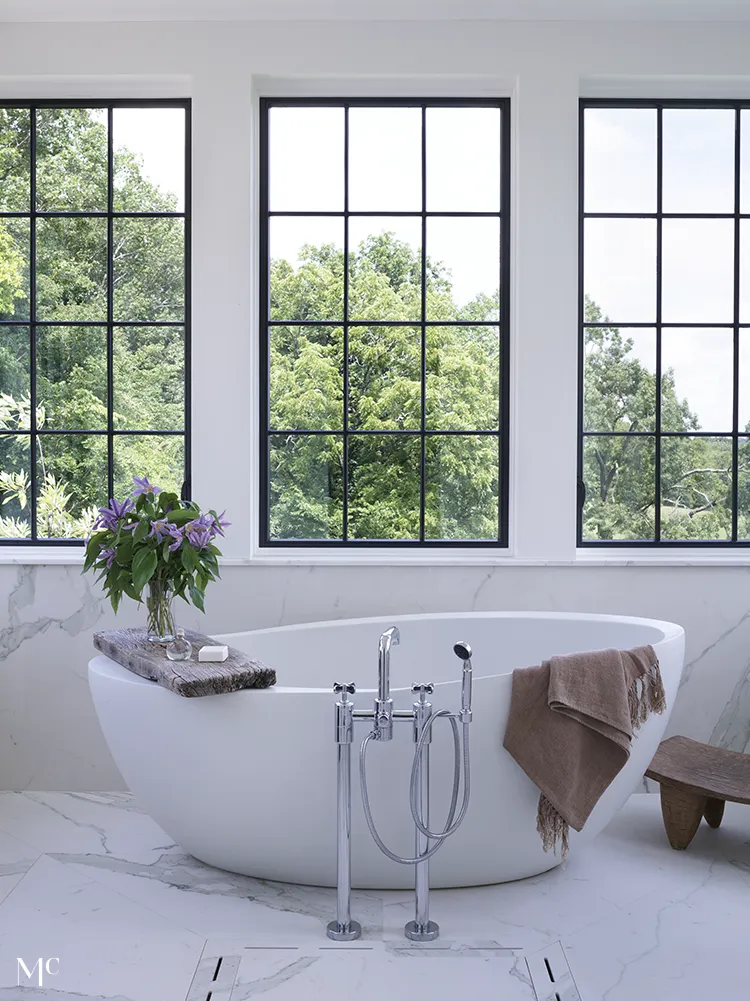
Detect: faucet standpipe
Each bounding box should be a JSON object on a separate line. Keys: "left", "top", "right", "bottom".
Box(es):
{"left": 328, "top": 631, "right": 474, "bottom": 943}
{"left": 326, "top": 682, "right": 362, "bottom": 943}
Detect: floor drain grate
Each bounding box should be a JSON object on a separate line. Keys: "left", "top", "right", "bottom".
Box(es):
{"left": 526, "top": 942, "right": 582, "bottom": 1001}
{"left": 185, "top": 954, "right": 241, "bottom": 1001}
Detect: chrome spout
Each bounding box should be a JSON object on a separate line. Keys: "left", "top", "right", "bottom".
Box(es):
{"left": 378, "top": 626, "right": 400, "bottom": 703}
{"left": 374, "top": 626, "right": 399, "bottom": 741}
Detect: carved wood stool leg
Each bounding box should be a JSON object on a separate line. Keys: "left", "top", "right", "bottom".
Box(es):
{"left": 659, "top": 784, "right": 707, "bottom": 850}
{"left": 703, "top": 797, "right": 726, "bottom": 829}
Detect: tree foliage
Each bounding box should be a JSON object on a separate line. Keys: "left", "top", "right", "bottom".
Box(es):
{"left": 0, "top": 107, "right": 184, "bottom": 538}
{"left": 0, "top": 106, "right": 740, "bottom": 543}
{"left": 583, "top": 295, "right": 745, "bottom": 541}
{"left": 269, "top": 232, "right": 500, "bottom": 540}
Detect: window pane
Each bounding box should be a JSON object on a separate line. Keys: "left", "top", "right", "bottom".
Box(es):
{"left": 270, "top": 325, "right": 343, "bottom": 431}
{"left": 0, "top": 326, "right": 30, "bottom": 407}
{"left": 348, "top": 217, "right": 421, "bottom": 322}
{"left": 426, "top": 107, "right": 501, "bottom": 212}
{"left": 113, "top": 107, "right": 185, "bottom": 212}
{"left": 740, "top": 111, "right": 750, "bottom": 214}
{"left": 0, "top": 219, "right": 30, "bottom": 322}
{"left": 584, "top": 218, "right": 656, "bottom": 324}
{"left": 269, "top": 107, "right": 344, "bottom": 212}
{"left": 738, "top": 437, "right": 750, "bottom": 538}
{"left": 662, "top": 219, "right": 734, "bottom": 324}
{"left": 426, "top": 217, "right": 500, "bottom": 322}
{"left": 36, "top": 107, "right": 107, "bottom": 212}
{"left": 0, "top": 108, "right": 30, "bottom": 211}
{"left": 37, "top": 217, "right": 107, "bottom": 322}
{"left": 37, "top": 433, "right": 107, "bottom": 539}
{"left": 0, "top": 435, "right": 30, "bottom": 538}
{"left": 583, "top": 326, "right": 656, "bottom": 433}
{"left": 739, "top": 219, "right": 750, "bottom": 323}
{"left": 348, "top": 434, "right": 420, "bottom": 540}
{"left": 270, "top": 216, "right": 343, "bottom": 322}
{"left": 662, "top": 109, "right": 735, "bottom": 215}
{"left": 426, "top": 325, "right": 499, "bottom": 431}
{"left": 349, "top": 107, "right": 421, "bottom": 212}
{"left": 113, "top": 434, "right": 184, "bottom": 500}
{"left": 661, "top": 436, "right": 732, "bottom": 541}
{"left": 263, "top": 101, "right": 508, "bottom": 548}
{"left": 661, "top": 328, "right": 733, "bottom": 433}
{"left": 738, "top": 331, "right": 750, "bottom": 434}
{"left": 425, "top": 435, "right": 499, "bottom": 540}
{"left": 584, "top": 108, "right": 657, "bottom": 214}
{"left": 349, "top": 326, "right": 420, "bottom": 431}
{"left": 37, "top": 326, "right": 107, "bottom": 430}
{"left": 113, "top": 326, "right": 184, "bottom": 431}
{"left": 582, "top": 435, "right": 655, "bottom": 541}
{"left": 269, "top": 433, "right": 343, "bottom": 540}
{"left": 113, "top": 217, "right": 184, "bottom": 322}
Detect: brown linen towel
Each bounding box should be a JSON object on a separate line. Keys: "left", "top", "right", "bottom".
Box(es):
{"left": 502, "top": 645, "right": 665, "bottom": 858}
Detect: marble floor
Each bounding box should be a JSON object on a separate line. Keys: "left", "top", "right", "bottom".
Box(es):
{"left": 0, "top": 791, "right": 746, "bottom": 1000}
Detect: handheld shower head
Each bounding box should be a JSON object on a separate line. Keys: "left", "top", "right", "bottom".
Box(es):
{"left": 454, "top": 642, "right": 473, "bottom": 722}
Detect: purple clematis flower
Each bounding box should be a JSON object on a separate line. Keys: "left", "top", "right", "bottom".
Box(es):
{"left": 186, "top": 521, "right": 212, "bottom": 550}
{"left": 99, "top": 546, "right": 116, "bottom": 569}
{"left": 164, "top": 523, "right": 184, "bottom": 552}
{"left": 94, "top": 497, "right": 134, "bottom": 532}
{"left": 149, "top": 518, "right": 169, "bottom": 541}
{"left": 211, "top": 510, "right": 231, "bottom": 537}
{"left": 132, "top": 476, "right": 162, "bottom": 497}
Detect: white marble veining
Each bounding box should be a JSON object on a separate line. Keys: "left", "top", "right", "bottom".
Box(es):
{"left": 0, "top": 563, "right": 750, "bottom": 791}
{"left": 0, "top": 790, "right": 746, "bottom": 998}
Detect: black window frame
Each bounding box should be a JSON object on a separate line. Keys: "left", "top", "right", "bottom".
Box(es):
{"left": 0, "top": 97, "right": 191, "bottom": 547}
{"left": 578, "top": 97, "right": 750, "bottom": 548}
{"left": 259, "top": 96, "right": 511, "bottom": 549}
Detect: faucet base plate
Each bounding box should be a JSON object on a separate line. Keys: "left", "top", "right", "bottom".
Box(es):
{"left": 404, "top": 919, "right": 439, "bottom": 942}
{"left": 326, "top": 919, "right": 362, "bottom": 941}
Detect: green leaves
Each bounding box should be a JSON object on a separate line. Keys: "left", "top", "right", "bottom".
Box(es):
{"left": 132, "top": 519, "right": 149, "bottom": 544}
{"left": 131, "top": 546, "right": 157, "bottom": 592}
{"left": 167, "top": 508, "right": 195, "bottom": 526}
{"left": 180, "top": 543, "right": 199, "bottom": 572}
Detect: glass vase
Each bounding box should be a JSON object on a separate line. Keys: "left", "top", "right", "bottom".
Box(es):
{"left": 146, "top": 579, "right": 176, "bottom": 645}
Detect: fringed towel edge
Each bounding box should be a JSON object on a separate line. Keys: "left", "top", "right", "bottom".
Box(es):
{"left": 628, "top": 658, "right": 667, "bottom": 731}
{"left": 537, "top": 794, "right": 570, "bottom": 861}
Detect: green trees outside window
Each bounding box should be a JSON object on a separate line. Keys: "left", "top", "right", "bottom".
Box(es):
{"left": 0, "top": 103, "right": 187, "bottom": 541}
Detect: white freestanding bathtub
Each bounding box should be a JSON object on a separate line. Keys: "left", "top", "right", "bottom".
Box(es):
{"left": 89, "top": 612, "right": 684, "bottom": 889}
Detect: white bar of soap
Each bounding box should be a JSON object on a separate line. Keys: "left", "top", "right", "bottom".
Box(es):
{"left": 199, "top": 645, "right": 229, "bottom": 662}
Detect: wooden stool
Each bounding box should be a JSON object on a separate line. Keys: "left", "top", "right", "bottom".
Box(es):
{"left": 645, "top": 735, "right": 750, "bottom": 850}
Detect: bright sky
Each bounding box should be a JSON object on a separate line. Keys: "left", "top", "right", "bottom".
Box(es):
{"left": 268, "top": 106, "right": 502, "bottom": 308}
{"left": 585, "top": 107, "right": 750, "bottom": 433}
{"left": 113, "top": 107, "right": 185, "bottom": 210}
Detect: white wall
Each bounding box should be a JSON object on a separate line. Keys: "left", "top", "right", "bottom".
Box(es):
{"left": 2, "top": 18, "right": 750, "bottom": 789}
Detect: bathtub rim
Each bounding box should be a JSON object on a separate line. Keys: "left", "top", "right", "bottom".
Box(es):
{"left": 89, "top": 610, "right": 685, "bottom": 696}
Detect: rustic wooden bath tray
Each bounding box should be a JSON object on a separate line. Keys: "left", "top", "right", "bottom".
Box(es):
{"left": 93, "top": 628, "right": 276, "bottom": 697}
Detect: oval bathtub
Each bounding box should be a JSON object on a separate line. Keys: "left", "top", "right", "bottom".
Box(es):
{"left": 88, "top": 612, "right": 684, "bottom": 889}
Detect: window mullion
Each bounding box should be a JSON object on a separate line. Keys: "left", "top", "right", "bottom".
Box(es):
{"left": 106, "top": 105, "right": 115, "bottom": 503}
{"left": 29, "top": 106, "right": 37, "bottom": 541}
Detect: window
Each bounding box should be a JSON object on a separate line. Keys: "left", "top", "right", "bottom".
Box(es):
{"left": 259, "top": 98, "right": 510, "bottom": 547}
{"left": 0, "top": 100, "right": 189, "bottom": 544}
{"left": 580, "top": 100, "right": 750, "bottom": 546}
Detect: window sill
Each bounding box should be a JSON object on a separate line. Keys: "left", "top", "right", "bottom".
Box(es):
{"left": 0, "top": 547, "right": 748, "bottom": 569}
{"left": 575, "top": 549, "right": 750, "bottom": 567}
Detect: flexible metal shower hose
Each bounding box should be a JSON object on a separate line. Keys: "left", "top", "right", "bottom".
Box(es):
{"left": 358, "top": 709, "right": 471, "bottom": 866}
